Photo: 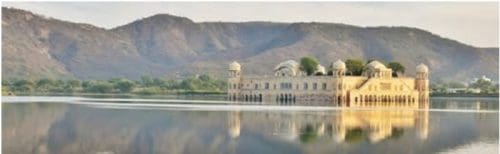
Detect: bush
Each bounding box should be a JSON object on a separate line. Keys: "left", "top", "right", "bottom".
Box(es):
{"left": 84, "top": 81, "right": 114, "bottom": 93}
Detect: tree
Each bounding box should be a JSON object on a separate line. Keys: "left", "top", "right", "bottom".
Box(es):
{"left": 67, "top": 80, "right": 81, "bottom": 89}
{"left": 140, "top": 75, "right": 154, "bottom": 87}
{"left": 387, "top": 62, "right": 405, "bottom": 77}
{"left": 179, "top": 77, "right": 197, "bottom": 91}
{"left": 299, "top": 57, "right": 319, "bottom": 76}
{"left": 13, "top": 79, "right": 35, "bottom": 92}
{"left": 345, "top": 59, "right": 364, "bottom": 75}
{"left": 84, "top": 81, "right": 113, "bottom": 93}
{"left": 36, "top": 78, "right": 55, "bottom": 92}
{"left": 470, "top": 78, "right": 493, "bottom": 93}
{"left": 115, "top": 79, "right": 136, "bottom": 93}
{"left": 198, "top": 74, "right": 211, "bottom": 81}
{"left": 153, "top": 78, "right": 165, "bottom": 86}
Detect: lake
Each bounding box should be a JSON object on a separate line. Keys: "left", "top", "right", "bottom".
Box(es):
{"left": 2, "top": 96, "right": 498, "bottom": 154}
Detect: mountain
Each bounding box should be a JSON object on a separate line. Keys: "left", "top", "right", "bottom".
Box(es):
{"left": 2, "top": 7, "right": 498, "bottom": 81}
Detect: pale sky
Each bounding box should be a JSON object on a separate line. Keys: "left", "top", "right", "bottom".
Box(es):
{"left": 2, "top": 2, "right": 498, "bottom": 47}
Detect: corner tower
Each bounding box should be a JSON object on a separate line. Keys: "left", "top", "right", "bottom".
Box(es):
{"left": 415, "top": 63, "right": 429, "bottom": 107}
{"left": 332, "top": 60, "right": 346, "bottom": 106}
{"left": 228, "top": 61, "right": 242, "bottom": 101}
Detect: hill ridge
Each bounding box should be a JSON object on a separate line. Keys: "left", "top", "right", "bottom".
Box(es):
{"left": 2, "top": 7, "right": 498, "bottom": 81}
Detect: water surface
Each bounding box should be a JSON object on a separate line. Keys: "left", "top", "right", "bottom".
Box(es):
{"left": 2, "top": 96, "right": 498, "bottom": 154}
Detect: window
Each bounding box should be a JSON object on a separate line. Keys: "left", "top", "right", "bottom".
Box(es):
{"left": 322, "top": 83, "right": 327, "bottom": 90}
{"left": 233, "top": 84, "right": 236, "bottom": 89}
{"left": 280, "top": 82, "right": 292, "bottom": 89}
{"left": 254, "top": 84, "right": 258, "bottom": 89}
{"left": 296, "top": 84, "right": 299, "bottom": 90}
{"left": 313, "top": 83, "right": 317, "bottom": 90}
{"left": 304, "top": 83, "right": 308, "bottom": 90}
{"left": 273, "top": 84, "right": 276, "bottom": 89}
{"left": 265, "top": 83, "right": 269, "bottom": 89}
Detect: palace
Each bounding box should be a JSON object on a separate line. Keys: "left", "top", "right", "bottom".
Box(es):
{"left": 227, "top": 59, "right": 429, "bottom": 108}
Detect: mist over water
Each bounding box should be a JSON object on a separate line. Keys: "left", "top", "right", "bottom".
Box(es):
{"left": 2, "top": 96, "right": 498, "bottom": 154}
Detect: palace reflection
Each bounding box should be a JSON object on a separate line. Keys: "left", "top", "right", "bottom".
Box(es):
{"left": 226, "top": 105, "right": 430, "bottom": 144}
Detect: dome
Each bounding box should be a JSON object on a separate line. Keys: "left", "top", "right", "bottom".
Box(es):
{"left": 316, "top": 64, "right": 326, "bottom": 74}
{"left": 367, "top": 60, "right": 386, "bottom": 70}
{"left": 416, "top": 63, "right": 428, "bottom": 72}
{"left": 274, "top": 60, "right": 299, "bottom": 70}
{"left": 229, "top": 61, "right": 241, "bottom": 71}
{"left": 274, "top": 60, "right": 301, "bottom": 77}
{"left": 332, "top": 59, "right": 346, "bottom": 70}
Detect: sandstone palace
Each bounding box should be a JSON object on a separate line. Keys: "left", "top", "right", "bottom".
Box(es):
{"left": 227, "top": 59, "right": 429, "bottom": 108}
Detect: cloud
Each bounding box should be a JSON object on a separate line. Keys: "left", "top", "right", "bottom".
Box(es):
{"left": 2, "top": 2, "right": 498, "bottom": 47}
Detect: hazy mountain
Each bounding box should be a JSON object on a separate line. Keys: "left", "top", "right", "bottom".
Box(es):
{"left": 2, "top": 7, "right": 498, "bottom": 81}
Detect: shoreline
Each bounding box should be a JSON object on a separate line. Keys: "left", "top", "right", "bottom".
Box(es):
{"left": 430, "top": 93, "right": 499, "bottom": 98}
{"left": 4, "top": 92, "right": 499, "bottom": 99}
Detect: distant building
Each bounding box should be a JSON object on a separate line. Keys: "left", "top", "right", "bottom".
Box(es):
{"left": 227, "top": 59, "right": 430, "bottom": 108}
{"left": 446, "top": 88, "right": 481, "bottom": 94}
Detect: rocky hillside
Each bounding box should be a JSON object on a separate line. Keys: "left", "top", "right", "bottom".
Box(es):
{"left": 2, "top": 7, "right": 498, "bottom": 81}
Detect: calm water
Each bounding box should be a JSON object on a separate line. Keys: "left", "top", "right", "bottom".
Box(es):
{"left": 2, "top": 96, "right": 499, "bottom": 154}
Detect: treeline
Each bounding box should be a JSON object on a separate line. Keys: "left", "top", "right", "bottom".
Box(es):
{"left": 430, "top": 78, "right": 499, "bottom": 94}
{"left": 2, "top": 74, "right": 227, "bottom": 95}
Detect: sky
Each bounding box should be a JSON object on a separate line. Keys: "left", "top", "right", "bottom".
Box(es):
{"left": 2, "top": 2, "right": 498, "bottom": 47}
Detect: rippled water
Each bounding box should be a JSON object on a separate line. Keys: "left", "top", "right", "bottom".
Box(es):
{"left": 2, "top": 96, "right": 498, "bottom": 154}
